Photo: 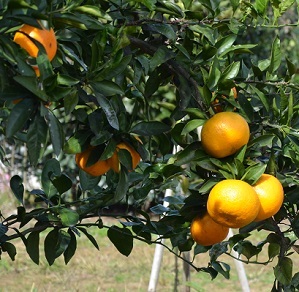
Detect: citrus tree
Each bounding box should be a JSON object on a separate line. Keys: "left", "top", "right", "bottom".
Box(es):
{"left": 1, "top": 0, "right": 299, "bottom": 290}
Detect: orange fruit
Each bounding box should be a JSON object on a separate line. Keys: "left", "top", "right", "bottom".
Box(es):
{"left": 108, "top": 141, "right": 141, "bottom": 173}
{"left": 13, "top": 98, "right": 23, "bottom": 104}
{"left": 75, "top": 146, "right": 110, "bottom": 176}
{"left": 211, "top": 87, "right": 238, "bottom": 113}
{"left": 207, "top": 179, "right": 260, "bottom": 228}
{"left": 201, "top": 112, "right": 250, "bottom": 158}
{"left": 190, "top": 212, "right": 229, "bottom": 246}
{"left": 252, "top": 174, "right": 284, "bottom": 222}
{"left": 33, "top": 66, "right": 40, "bottom": 77}
{"left": 14, "top": 23, "right": 57, "bottom": 61}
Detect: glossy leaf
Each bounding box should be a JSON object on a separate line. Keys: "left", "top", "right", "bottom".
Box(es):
{"left": 46, "top": 111, "right": 65, "bottom": 157}
{"left": 131, "top": 121, "right": 171, "bottom": 136}
{"left": 41, "top": 158, "right": 61, "bottom": 198}
{"left": 6, "top": 98, "right": 35, "bottom": 138}
{"left": 268, "top": 36, "right": 281, "bottom": 73}
{"left": 274, "top": 257, "right": 293, "bottom": 285}
{"left": 26, "top": 231, "right": 40, "bottom": 265}
{"left": 64, "top": 229, "right": 77, "bottom": 264}
{"left": 91, "top": 80, "right": 124, "bottom": 96}
{"left": 107, "top": 225, "right": 133, "bottom": 257}
{"left": 44, "top": 229, "right": 71, "bottom": 266}
{"left": 2, "top": 242, "right": 17, "bottom": 261}
{"left": 77, "top": 227, "right": 99, "bottom": 250}
{"left": 51, "top": 174, "right": 73, "bottom": 195}
{"left": 10, "top": 175, "right": 24, "bottom": 204}
{"left": 94, "top": 93, "right": 119, "bottom": 130}
{"left": 27, "top": 113, "right": 48, "bottom": 166}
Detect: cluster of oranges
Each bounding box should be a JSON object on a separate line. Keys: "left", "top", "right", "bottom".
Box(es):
{"left": 13, "top": 21, "right": 141, "bottom": 177}
{"left": 191, "top": 111, "right": 284, "bottom": 246}
{"left": 75, "top": 140, "right": 141, "bottom": 176}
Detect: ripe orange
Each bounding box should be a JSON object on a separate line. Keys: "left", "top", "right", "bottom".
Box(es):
{"left": 211, "top": 87, "right": 238, "bottom": 113}
{"left": 75, "top": 146, "right": 110, "bottom": 176}
{"left": 108, "top": 141, "right": 141, "bottom": 173}
{"left": 14, "top": 23, "right": 57, "bottom": 61}
{"left": 252, "top": 174, "right": 284, "bottom": 222}
{"left": 201, "top": 112, "right": 250, "bottom": 158}
{"left": 207, "top": 179, "right": 260, "bottom": 228}
{"left": 190, "top": 212, "right": 229, "bottom": 246}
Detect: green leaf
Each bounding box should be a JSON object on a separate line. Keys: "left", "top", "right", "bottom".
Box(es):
{"left": 249, "top": 134, "right": 275, "bottom": 148}
{"left": 10, "top": 175, "right": 24, "bottom": 204}
{"left": 27, "top": 113, "right": 48, "bottom": 166}
{"left": 64, "top": 229, "right": 77, "bottom": 264}
{"left": 189, "top": 25, "right": 215, "bottom": 44}
{"left": 0, "top": 223, "right": 8, "bottom": 239}
{"left": 91, "top": 80, "right": 124, "bottom": 96}
{"left": 256, "top": 0, "right": 269, "bottom": 15}
{"left": 268, "top": 36, "right": 281, "bottom": 74}
{"left": 219, "top": 44, "right": 257, "bottom": 57}
{"left": 51, "top": 174, "right": 73, "bottom": 195}
{"left": 78, "top": 170, "right": 101, "bottom": 192}
{"left": 101, "top": 55, "right": 132, "bottom": 80}
{"left": 64, "top": 90, "right": 79, "bottom": 116}
{"left": 107, "top": 225, "right": 133, "bottom": 257}
{"left": 44, "top": 229, "right": 59, "bottom": 265}
{"left": 41, "top": 158, "right": 61, "bottom": 198}
{"left": 131, "top": 121, "right": 171, "bottom": 136}
{"left": 64, "top": 130, "right": 92, "bottom": 154}
{"left": 137, "top": 0, "right": 157, "bottom": 10}
{"left": 74, "top": 5, "right": 112, "bottom": 20}
{"left": 211, "top": 261, "right": 230, "bottom": 279}
{"left": 94, "top": 93, "right": 119, "bottom": 130}
{"left": 274, "top": 257, "right": 293, "bottom": 285}
{"left": 207, "top": 57, "right": 221, "bottom": 89}
{"left": 216, "top": 35, "right": 237, "bottom": 55}
{"left": 241, "top": 163, "right": 267, "bottom": 185}
{"left": 13, "top": 76, "right": 47, "bottom": 101}
{"left": 77, "top": 227, "right": 99, "bottom": 250}
{"left": 2, "top": 242, "right": 17, "bottom": 261}
{"left": 6, "top": 98, "right": 35, "bottom": 138}
{"left": 150, "top": 46, "right": 175, "bottom": 71}
{"left": 150, "top": 204, "right": 170, "bottom": 214}
{"left": 250, "top": 85, "right": 270, "bottom": 113}
{"left": 58, "top": 208, "right": 79, "bottom": 227}
{"left": 115, "top": 169, "right": 129, "bottom": 202}
{"left": 44, "top": 229, "right": 71, "bottom": 266}
{"left": 286, "top": 57, "right": 296, "bottom": 77}
{"left": 26, "top": 231, "right": 40, "bottom": 265}
{"left": 173, "top": 142, "right": 206, "bottom": 166}
{"left": 268, "top": 242, "right": 280, "bottom": 260}
{"left": 149, "top": 23, "right": 176, "bottom": 41}
{"left": 46, "top": 111, "right": 65, "bottom": 157}
{"left": 181, "top": 119, "right": 205, "bottom": 135}
{"left": 220, "top": 62, "right": 240, "bottom": 82}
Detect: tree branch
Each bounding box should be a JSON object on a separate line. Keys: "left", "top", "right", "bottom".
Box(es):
{"left": 128, "top": 36, "right": 208, "bottom": 112}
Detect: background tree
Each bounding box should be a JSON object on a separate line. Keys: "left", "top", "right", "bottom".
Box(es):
{"left": 1, "top": 0, "right": 299, "bottom": 290}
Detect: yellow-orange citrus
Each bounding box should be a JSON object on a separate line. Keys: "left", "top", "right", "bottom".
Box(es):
{"left": 201, "top": 112, "right": 250, "bottom": 158}
{"left": 207, "top": 179, "right": 260, "bottom": 228}
{"left": 212, "top": 87, "right": 238, "bottom": 113}
{"left": 14, "top": 23, "right": 57, "bottom": 61}
{"left": 252, "top": 174, "right": 284, "bottom": 222}
{"left": 190, "top": 212, "right": 229, "bottom": 246}
{"left": 75, "top": 146, "right": 110, "bottom": 177}
{"left": 108, "top": 142, "right": 141, "bottom": 173}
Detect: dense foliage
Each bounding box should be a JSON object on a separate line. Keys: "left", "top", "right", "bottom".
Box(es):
{"left": 1, "top": 0, "right": 299, "bottom": 290}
